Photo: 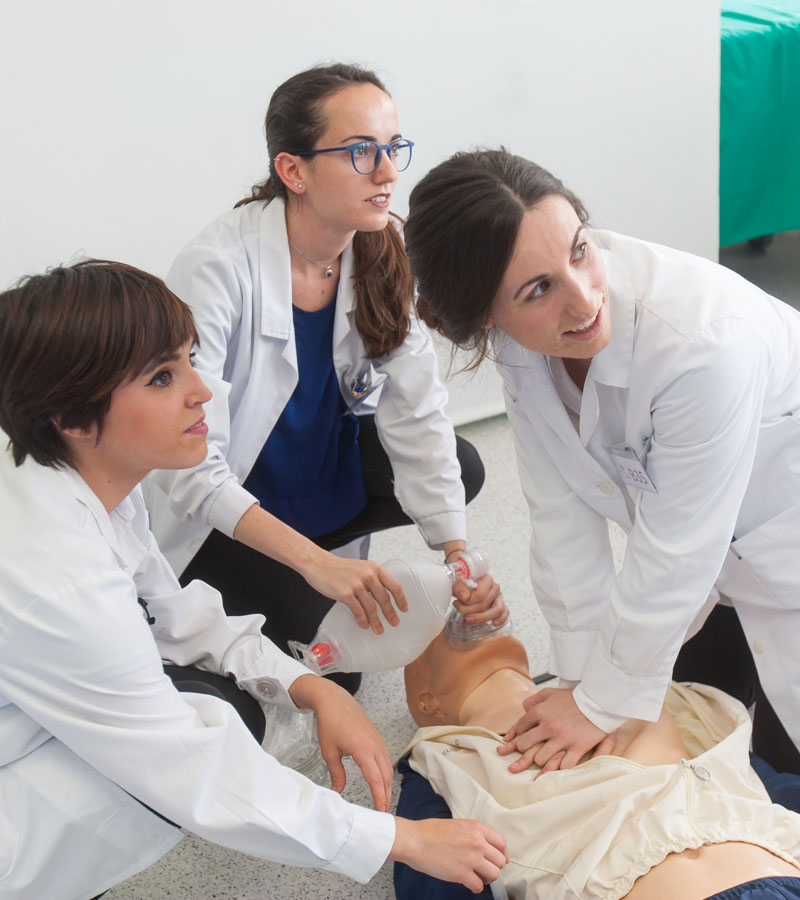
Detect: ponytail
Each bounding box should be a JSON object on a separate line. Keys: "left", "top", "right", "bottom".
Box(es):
{"left": 352, "top": 212, "right": 413, "bottom": 359}
{"left": 234, "top": 173, "right": 284, "bottom": 208}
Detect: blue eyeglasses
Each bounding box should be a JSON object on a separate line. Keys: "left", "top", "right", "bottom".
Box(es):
{"left": 294, "top": 139, "right": 414, "bottom": 175}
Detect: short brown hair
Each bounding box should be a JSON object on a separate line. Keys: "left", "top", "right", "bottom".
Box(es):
{"left": 0, "top": 260, "right": 198, "bottom": 469}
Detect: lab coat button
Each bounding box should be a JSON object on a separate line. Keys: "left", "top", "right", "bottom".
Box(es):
{"left": 257, "top": 680, "right": 277, "bottom": 698}
{"left": 598, "top": 482, "right": 615, "bottom": 495}
{"left": 752, "top": 640, "right": 765, "bottom": 654}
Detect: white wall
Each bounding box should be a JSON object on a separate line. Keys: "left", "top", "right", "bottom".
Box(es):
{"left": 0, "top": 0, "right": 720, "bottom": 423}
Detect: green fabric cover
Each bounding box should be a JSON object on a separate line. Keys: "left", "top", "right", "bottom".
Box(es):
{"left": 720, "top": 1, "right": 800, "bottom": 247}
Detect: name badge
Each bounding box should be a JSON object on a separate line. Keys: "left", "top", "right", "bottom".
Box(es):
{"left": 606, "top": 445, "right": 658, "bottom": 493}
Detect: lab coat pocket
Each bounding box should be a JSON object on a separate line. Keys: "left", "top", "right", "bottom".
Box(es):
{"left": 716, "top": 501, "right": 800, "bottom": 609}
{"left": 0, "top": 809, "right": 19, "bottom": 881}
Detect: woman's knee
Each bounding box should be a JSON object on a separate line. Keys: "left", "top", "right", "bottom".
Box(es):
{"left": 455, "top": 436, "right": 485, "bottom": 505}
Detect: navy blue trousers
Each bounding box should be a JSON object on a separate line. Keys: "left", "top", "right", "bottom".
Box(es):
{"left": 394, "top": 759, "right": 494, "bottom": 900}
{"left": 706, "top": 878, "right": 800, "bottom": 899}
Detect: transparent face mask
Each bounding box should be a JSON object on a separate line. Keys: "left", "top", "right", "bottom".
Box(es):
{"left": 260, "top": 703, "right": 328, "bottom": 786}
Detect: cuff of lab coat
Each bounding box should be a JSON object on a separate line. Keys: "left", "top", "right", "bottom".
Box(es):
{"left": 206, "top": 481, "right": 259, "bottom": 538}
{"left": 325, "top": 806, "right": 396, "bottom": 883}
{"left": 415, "top": 510, "right": 467, "bottom": 550}
{"left": 572, "top": 687, "right": 628, "bottom": 734}
{"left": 575, "top": 652, "right": 670, "bottom": 729}
{"left": 548, "top": 628, "right": 600, "bottom": 682}
{"left": 239, "top": 655, "right": 319, "bottom": 709}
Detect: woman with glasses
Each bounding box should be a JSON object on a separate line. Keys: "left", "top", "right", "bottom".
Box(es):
{"left": 146, "top": 64, "right": 505, "bottom": 692}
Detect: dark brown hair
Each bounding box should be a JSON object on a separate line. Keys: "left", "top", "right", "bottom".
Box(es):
{"left": 235, "top": 63, "right": 413, "bottom": 358}
{"left": 0, "top": 260, "right": 198, "bottom": 468}
{"left": 405, "top": 148, "right": 589, "bottom": 368}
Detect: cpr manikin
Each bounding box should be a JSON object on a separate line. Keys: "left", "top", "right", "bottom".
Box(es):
{"left": 402, "top": 633, "right": 800, "bottom": 900}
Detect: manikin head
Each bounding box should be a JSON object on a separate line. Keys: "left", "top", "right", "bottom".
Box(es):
{"left": 405, "top": 631, "right": 531, "bottom": 729}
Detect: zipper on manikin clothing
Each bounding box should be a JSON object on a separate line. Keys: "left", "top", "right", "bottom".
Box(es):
{"left": 680, "top": 758, "right": 711, "bottom": 836}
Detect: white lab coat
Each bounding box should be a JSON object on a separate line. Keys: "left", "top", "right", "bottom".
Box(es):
{"left": 145, "top": 197, "right": 464, "bottom": 575}
{"left": 0, "top": 445, "right": 394, "bottom": 900}
{"left": 498, "top": 231, "right": 800, "bottom": 743}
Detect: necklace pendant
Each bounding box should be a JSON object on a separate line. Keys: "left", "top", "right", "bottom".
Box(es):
{"left": 288, "top": 235, "right": 337, "bottom": 279}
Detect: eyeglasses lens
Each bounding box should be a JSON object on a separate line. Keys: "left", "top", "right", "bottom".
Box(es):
{"left": 352, "top": 141, "right": 412, "bottom": 175}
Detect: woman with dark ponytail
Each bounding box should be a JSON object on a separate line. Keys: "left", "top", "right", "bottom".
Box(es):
{"left": 146, "top": 64, "right": 504, "bottom": 690}
{"left": 404, "top": 147, "right": 800, "bottom": 779}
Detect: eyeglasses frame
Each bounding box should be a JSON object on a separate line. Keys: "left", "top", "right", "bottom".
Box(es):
{"left": 290, "top": 139, "right": 414, "bottom": 175}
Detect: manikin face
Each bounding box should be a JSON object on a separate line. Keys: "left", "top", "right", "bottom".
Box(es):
{"left": 488, "top": 195, "right": 611, "bottom": 360}
{"left": 405, "top": 632, "right": 531, "bottom": 728}
{"left": 293, "top": 83, "right": 403, "bottom": 238}
{"left": 92, "top": 341, "right": 211, "bottom": 483}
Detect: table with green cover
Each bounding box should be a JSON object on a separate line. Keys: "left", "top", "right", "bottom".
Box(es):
{"left": 720, "top": 1, "right": 800, "bottom": 247}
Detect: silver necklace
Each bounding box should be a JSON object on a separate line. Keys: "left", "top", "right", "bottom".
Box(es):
{"left": 288, "top": 236, "right": 336, "bottom": 278}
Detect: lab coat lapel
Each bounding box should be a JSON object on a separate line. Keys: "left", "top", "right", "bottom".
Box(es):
{"left": 579, "top": 249, "right": 635, "bottom": 446}
{"left": 540, "top": 367, "right": 598, "bottom": 463}
{"left": 332, "top": 243, "right": 355, "bottom": 354}
{"left": 331, "top": 243, "right": 381, "bottom": 409}
{"left": 62, "top": 468, "right": 147, "bottom": 575}
{"left": 510, "top": 346, "right": 590, "bottom": 461}
{"left": 258, "top": 198, "right": 297, "bottom": 374}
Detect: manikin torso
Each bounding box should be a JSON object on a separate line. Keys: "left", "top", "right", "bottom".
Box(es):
{"left": 406, "top": 635, "right": 800, "bottom": 900}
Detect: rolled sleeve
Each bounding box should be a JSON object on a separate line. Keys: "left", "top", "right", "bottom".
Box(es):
{"left": 205, "top": 478, "right": 258, "bottom": 538}
{"left": 574, "top": 655, "right": 667, "bottom": 730}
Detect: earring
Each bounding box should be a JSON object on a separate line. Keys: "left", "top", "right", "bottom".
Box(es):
{"left": 294, "top": 182, "right": 304, "bottom": 190}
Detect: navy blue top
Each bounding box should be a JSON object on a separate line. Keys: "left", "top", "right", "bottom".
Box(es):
{"left": 243, "top": 300, "right": 367, "bottom": 538}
